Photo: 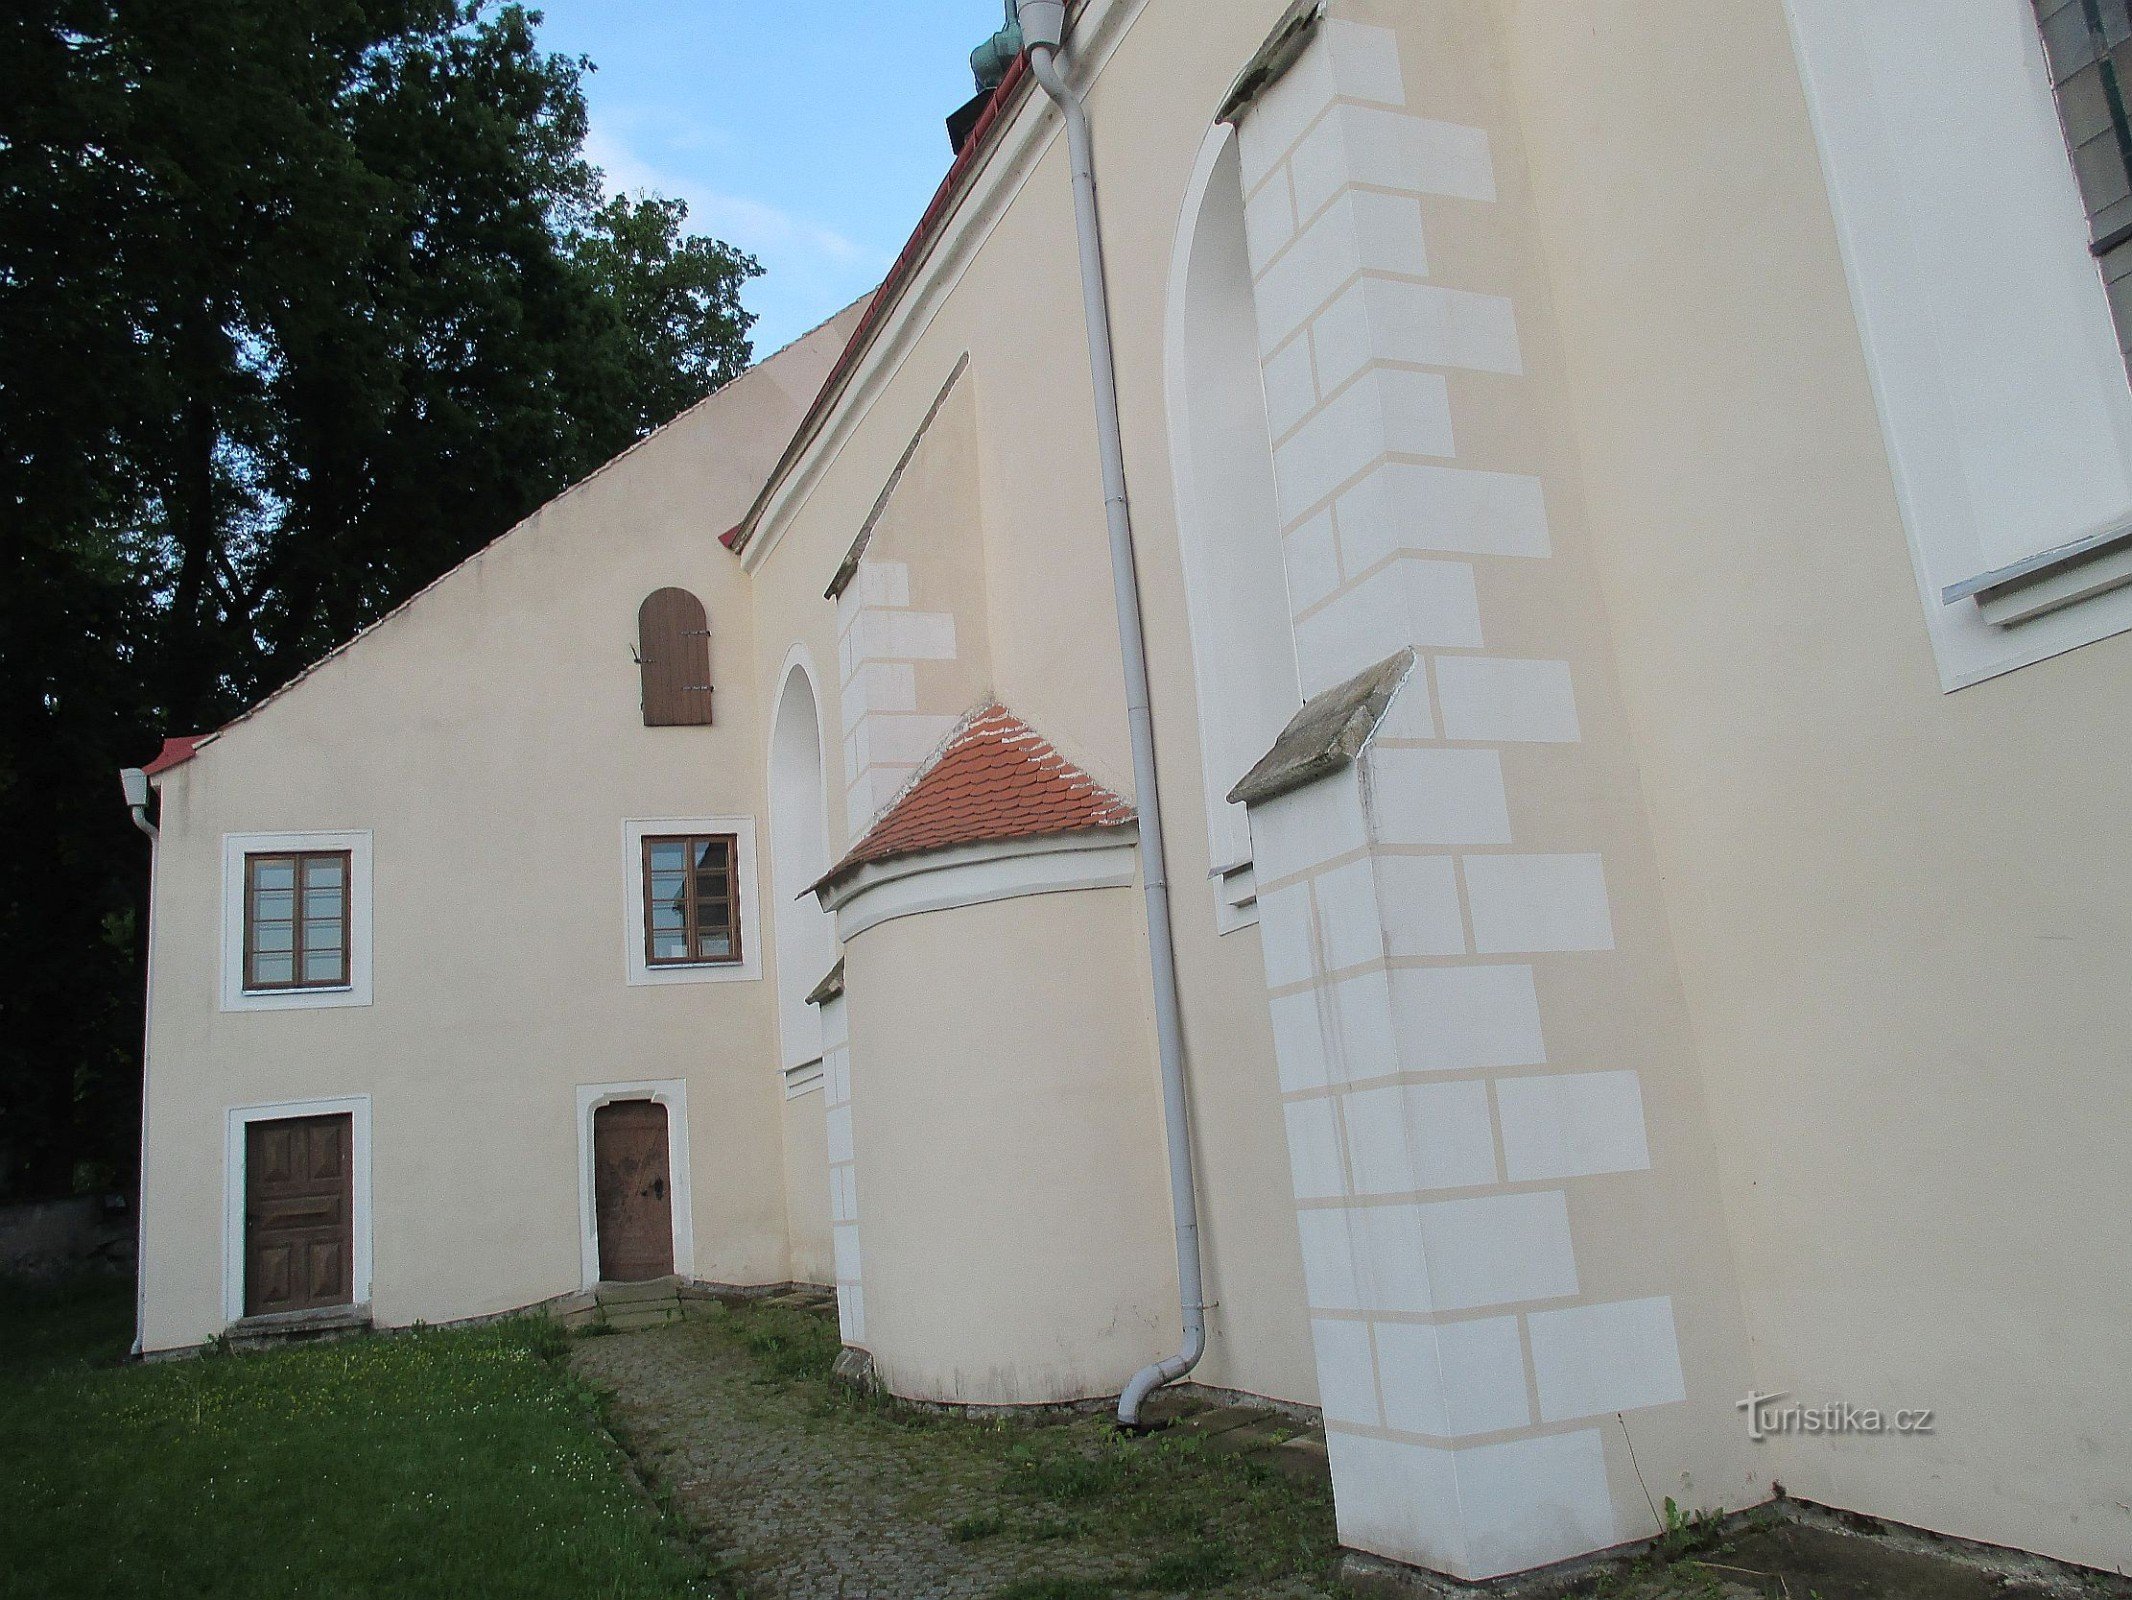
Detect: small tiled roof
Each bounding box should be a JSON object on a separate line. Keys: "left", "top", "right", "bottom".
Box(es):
{"left": 816, "top": 703, "right": 1133, "bottom": 893}
{"left": 141, "top": 735, "right": 204, "bottom": 776}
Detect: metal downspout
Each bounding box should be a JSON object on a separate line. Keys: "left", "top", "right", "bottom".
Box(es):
{"left": 1018, "top": 6, "right": 1207, "bottom": 1429}
{"left": 121, "top": 769, "right": 157, "bottom": 1359}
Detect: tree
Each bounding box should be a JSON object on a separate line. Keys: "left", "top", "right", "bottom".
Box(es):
{"left": 0, "top": 0, "right": 758, "bottom": 1199}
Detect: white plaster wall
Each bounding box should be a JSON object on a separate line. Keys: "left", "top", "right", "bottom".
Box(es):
{"left": 137, "top": 307, "right": 863, "bottom": 1350}
{"left": 1500, "top": 0, "right": 2132, "bottom": 1572}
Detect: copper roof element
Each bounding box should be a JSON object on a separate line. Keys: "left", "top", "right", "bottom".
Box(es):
{"left": 815, "top": 702, "right": 1133, "bottom": 894}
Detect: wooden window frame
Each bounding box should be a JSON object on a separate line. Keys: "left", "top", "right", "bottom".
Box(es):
{"left": 640, "top": 833, "right": 742, "bottom": 969}
{"left": 242, "top": 850, "right": 353, "bottom": 993}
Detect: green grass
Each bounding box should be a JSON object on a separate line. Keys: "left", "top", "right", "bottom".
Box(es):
{"left": 692, "top": 1298, "right": 1345, "bottom": 1597}
{"left": 0, "top": 1277, "right": 715, "bottom": 1599}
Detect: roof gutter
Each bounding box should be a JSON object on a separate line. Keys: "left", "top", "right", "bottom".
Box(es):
{"left": 1017, "top": 0, "right": 1206, "bottom": 1430}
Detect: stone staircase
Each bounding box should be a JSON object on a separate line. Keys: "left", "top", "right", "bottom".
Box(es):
{"left": 553, "top": 1277, "right": 838, "bottom": 1334}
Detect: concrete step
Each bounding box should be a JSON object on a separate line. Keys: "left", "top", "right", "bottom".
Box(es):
{"left": 603, "top": 1302, "right": 682, "bottom": 1332}
{"left": 595, "top": 1276, "right": 683, "bottom": 1306}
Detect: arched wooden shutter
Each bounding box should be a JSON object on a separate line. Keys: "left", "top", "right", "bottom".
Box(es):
{"left": 638, "top": 588, "right": 714, "bottom": 726}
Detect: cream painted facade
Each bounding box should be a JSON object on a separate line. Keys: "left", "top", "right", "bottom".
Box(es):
{"left": 134, "top": 0, "right": 2131, "bottom": 1585}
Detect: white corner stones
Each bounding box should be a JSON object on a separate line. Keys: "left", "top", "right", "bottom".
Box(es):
{"left": 1326, "top": 1428, "right": 1618, "bottom": 1581}
{"left": 1374, "top": 1314, "right": 1531, "bottom": 1436}
{"left": 837, "top": 558, "right": 964, "bottom": 834}
{"left": 1336, "top": 461, "right": 1551, "bottom": 564}
{"left": 1495, "top": 1070, "right": 1651, "bottom": 1181}
{"left": 1371, "top": 854, "right": 1466, "bottom": 958}
{"left": 1526, "top": 1296, "right": 1686, "bottom": 1422}
{"left": 1311, "top": 1315, "right": 1385, "bottom": 1427}
{"left": 1364, "top": 747, "right": 1512, "bottom": 846}
{"left": 1340, "top": 1080, "right": 1499, "bottom": 1192}
{"left": 1295, "top": 559, "right": 1483, "bottom": 696}
{"left": 1232, "top": 15, "right": 1666, "bottom": 1584}
{"left": 1462, "top": 853, "right": 1614, "bottom": 954}
{"left": 1311, "top": 277, "right": 1522, "bottom": 389}
{"left": 1249, "top": 763, "right": 1369, "bottom": 884}
{"left": 1387, "top": 964, "right": 1547, "bottom": 1072}
{"left": 1293, "top": 1190, "right": 1577, "bottom": 1315}
{"left": 1290, "top": 103, "right": 1498, "bottom": 219}
{"left": 1284, "top": 1096, "right": 1347, "bottom": 1200}
{"left": 1453, "top": 1429, "right": 1617, "bottom": 1577}
{"left": 821, "top": 994, "right": 865, "bottom": 1345}
{"left": 1274, "top": 368, "right": 1456, "bottom": 523}
{"left": 1255, "top": 190, "right": 1430, "bottom": 354}
{"left": 1434, "top": 656, "right": 1580, "bottom": 743}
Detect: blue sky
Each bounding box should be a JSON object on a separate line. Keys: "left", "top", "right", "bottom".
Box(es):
{"left": 530, "top": 2, "right": 1007, "bottom": 356}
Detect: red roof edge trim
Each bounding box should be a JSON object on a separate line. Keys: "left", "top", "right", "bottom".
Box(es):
{"left": 726, "top": 49, "right": 1038, "bottom": 560}
{"left": 142, "top": 735, "right": 203, "bottom": 777}
{"left": 719, "top": 522, "right": 742, "bottom": 549}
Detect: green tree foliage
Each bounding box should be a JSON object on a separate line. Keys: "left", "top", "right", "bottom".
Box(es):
{"left": 0, "top": 0, "right": 758, "bottom": 1200}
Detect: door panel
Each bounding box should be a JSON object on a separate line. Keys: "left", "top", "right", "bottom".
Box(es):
{"left": 594, "top": 1100, "right": 675, "bottom": 1282}
{"left": 244, "top": 1113, "right": 354, "bottom": 1316}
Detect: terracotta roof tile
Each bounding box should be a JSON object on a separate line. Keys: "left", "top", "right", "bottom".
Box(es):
{"left": 818, "top": 704, "right": 1132, "bottom": 891}
{"left": 141, "top": 735, "right": 204, "bottom": 776}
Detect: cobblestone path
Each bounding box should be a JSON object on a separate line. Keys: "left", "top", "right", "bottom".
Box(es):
{"left": 570, "top": 1312, "right": 1339, "bottom": 1600}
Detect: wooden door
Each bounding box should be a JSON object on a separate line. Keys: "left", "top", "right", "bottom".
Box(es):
{"left": 594, "top": 1100, "right": 675, "bottom": 1282}
{"left": 244, "top": 1114, "right": 354, "bottom": 1316}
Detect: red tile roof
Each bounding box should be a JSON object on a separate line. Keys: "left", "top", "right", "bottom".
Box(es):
{"left": 141, "top": 735, "right": 204, "bottom": 776}
{"left": 817, "top": 703, "right": 1133, "bottom": 891}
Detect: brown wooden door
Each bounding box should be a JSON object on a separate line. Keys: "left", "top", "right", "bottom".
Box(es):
{"left": 244, "top": 1114, "right": 354, "bottom": 1316}
{"left": 594, "top": 1100, "right": 674, "bottom": 1282}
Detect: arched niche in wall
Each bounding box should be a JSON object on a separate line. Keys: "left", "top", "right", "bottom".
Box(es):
{"left": 1163, "top": 124, "right": 1302, "bottom": 931}
{"left": 639, "top": 588, "right": 714, "bottom": 726}
{"left": 769, "top": 656, "right": 835, "bottom": 1079}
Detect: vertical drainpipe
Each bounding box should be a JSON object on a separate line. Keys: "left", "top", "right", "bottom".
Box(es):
{"left": 1016, "top": 0, "right": 1208, "bottom": 1428}
{"left": 120, "top": 769, "right": 157, "bottom": 1359}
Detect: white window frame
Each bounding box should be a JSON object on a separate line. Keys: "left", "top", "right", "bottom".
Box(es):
{"left": 222, "top": 1094, "right": 373, "bottom": 1324}
{"left": 1783, "top": 0, "right": 2132, "bottom": 688}
{"left": 621, "top": 816, "right": 762, "bottom": 987}
{"left": 220, "top": 831, "right": 374, "bottom": 1012}
{"left": 575, "top": 1079, "right": 695, "bottom": 1289}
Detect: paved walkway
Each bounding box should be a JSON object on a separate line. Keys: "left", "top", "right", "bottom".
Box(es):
{"left": 570, "top": 1308, "right": 1338, "bottom": 1600}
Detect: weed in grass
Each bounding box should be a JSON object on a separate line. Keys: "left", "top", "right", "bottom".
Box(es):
{"left": 948, "top": 1510, "right": 1007, "bottom": 1543}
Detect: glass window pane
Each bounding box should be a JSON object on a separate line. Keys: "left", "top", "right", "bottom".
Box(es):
{"left": 253, "top": 922, "right": 294, "bottom": 953}
{"left": 249, "top": 953, "right": 294, "bottom": 986}
{"left": 650, "top": 869, "right": 686, "bottom": 899}
{"left": 251, "top": 889, "right": 295, "bottom": 923}
{"left": 648, "top": 841, "right": 687, "bottom": 873}
{"left": 696, "top": 932, "right": 732, "bottom": 959}
{"left": 650, "top": 899, "right": 685, "bottom": 931}
{"left": 304, "top": 920, "right": 343, "bottom": 952}
{"left": 301, "top": 950, "right": 343, "bottom": 984}
{"left": 690, "top": 840, "right": 728, "bottom": 870}
{"left": 304, "top": 856, "right": 344, "bottom": 888}
{"left": 252, "top": 859, "right": 296, "bottom": 891}
{"left": 303, "top": 887, "right": 343, "bottom": 922}
{"left": 651, "top": 932, "right": 688, "bottom": 961}
{"left": 2074, "top": 130, "right": 2132, "bottom": 214}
